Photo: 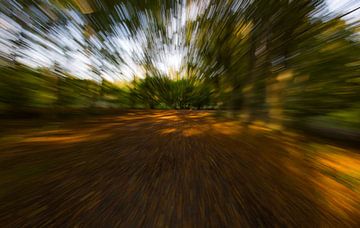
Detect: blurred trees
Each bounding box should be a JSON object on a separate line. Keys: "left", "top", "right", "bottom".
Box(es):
{"left": 0, "top": 65, "right": 214, "bottom": 112}
{"left": 0, "top": 65, "right": 131, "bottom": 113}
{"left": 188, "top": 0, "right": 359, "bottom": 130}
{"left": 129, "top": 75, "right": 213, "bottom": 109}
{"left": 0, "top": 0, "right": 359, "bottom": 133}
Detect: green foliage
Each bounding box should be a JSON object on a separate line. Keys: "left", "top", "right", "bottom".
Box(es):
{"left": 285, "top": 19, "right": 360, "bottom": 119}
{"left": 0, "top": 65, "right": 214, "bottom": 112}
{"left": 129, "top": 75, "right": 213, "bottom": 109}
{"left": 0, "top": 65, "right": 133, "bottom": 112}
{"left": 0, "top": 66, "right": 56, "bottom": 109}
{"left": 0, "top": 0, "right": 359, "bottom": 134}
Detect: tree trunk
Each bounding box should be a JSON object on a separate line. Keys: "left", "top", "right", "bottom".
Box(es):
{"left": 266, "top": 69, "right": 293, "bottom": 130}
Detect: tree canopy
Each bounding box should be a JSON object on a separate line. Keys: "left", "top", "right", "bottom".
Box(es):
{"left": 0, "top": 0, "right": 359, "bottom": 129}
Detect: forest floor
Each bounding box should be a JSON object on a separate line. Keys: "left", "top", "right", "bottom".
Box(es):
{"left": 0, "top": 110, "right": 359, "bottom": 227}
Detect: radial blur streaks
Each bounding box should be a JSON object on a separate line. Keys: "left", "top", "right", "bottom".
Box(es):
{"left": 0, "top": 0, "right": 360, "bottom": 227}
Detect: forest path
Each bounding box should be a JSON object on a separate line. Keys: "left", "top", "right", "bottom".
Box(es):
{"left": 0, "top": 110, "right": 359, "bottom": 227}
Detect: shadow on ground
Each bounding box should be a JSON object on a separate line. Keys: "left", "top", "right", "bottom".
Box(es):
{"left": 0, "top": 110, "right": 359, "bottom": 227}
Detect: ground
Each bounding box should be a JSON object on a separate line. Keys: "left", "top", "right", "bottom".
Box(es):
{"left": 0, "top": 110, "right": 359, "bottom": 227}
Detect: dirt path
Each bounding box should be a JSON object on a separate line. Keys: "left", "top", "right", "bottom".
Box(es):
{"left": 0, "top": 110, "right": 359, "bottom": 227}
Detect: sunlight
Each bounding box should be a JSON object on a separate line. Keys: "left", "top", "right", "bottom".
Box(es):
{"left": 0, "top": 0, "right": 359, "bottom": 226}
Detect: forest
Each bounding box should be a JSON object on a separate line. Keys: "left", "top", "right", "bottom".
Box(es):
{"left": 0, "top": 0, "right": 359, "bottom": 226}
{"left": 1, "top": 0, "right": 359, "bottom": 131}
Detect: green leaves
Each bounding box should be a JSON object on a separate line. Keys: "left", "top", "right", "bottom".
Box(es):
{"left": 129, "top": 76, "right": 213, "bottom": 109}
